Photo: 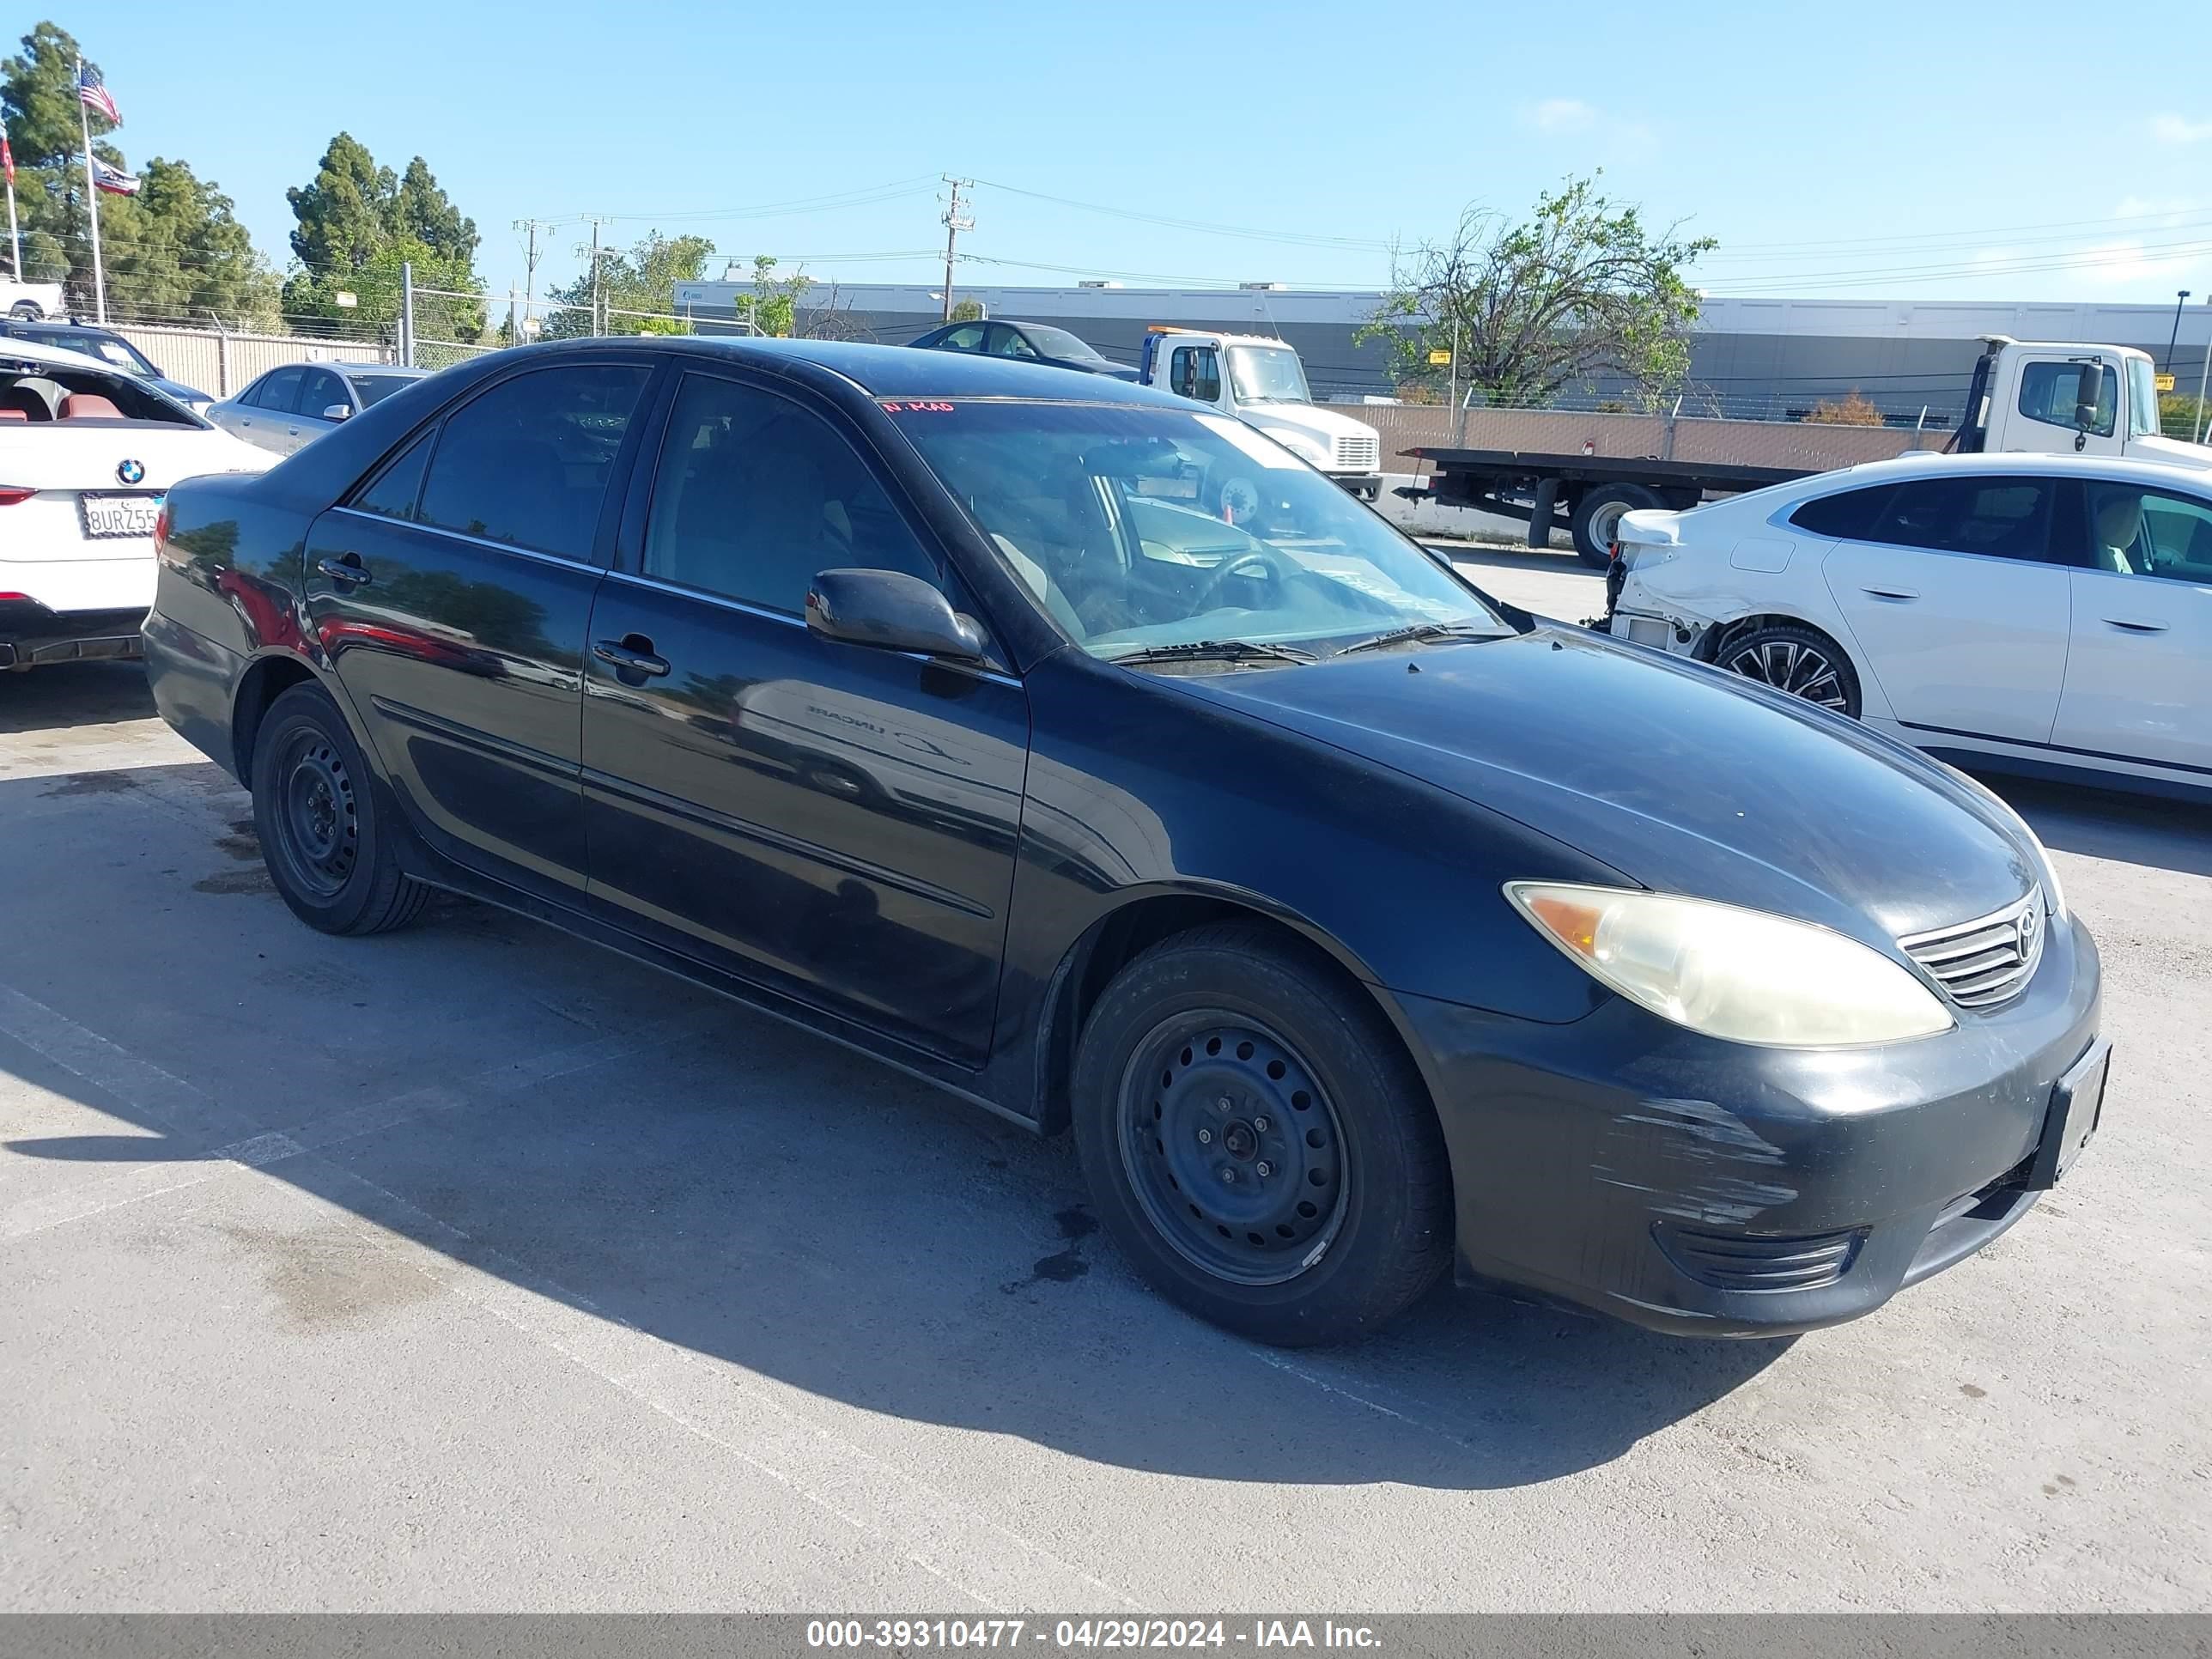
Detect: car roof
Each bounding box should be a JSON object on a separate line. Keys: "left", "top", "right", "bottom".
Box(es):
{"left": 477, "top": 335, "right": 1189, "bottom": 404}
{"left": 1807, "top": 450, "right": 2212, "bottom": 492}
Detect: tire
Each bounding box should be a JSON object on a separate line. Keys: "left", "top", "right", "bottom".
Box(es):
{"left": 1210, "top": 473, "right": 1261, "bottom": 526}
{"left": 1715, "top": 622, "right": 1863, "bottom": 718}
{"left": 8, "top": 301, "right": 40, "bottom": 321}
{"left": 1071, "top": 923, "right": 1454, "bottom": 1346}
{"left": 249, "top": 681, "right": 431, "bottom": 934}
{"left": 1569, "top": 483, "right": 1663, "bottom": 570}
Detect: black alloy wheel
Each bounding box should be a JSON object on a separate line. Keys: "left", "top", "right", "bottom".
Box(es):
{"left": 1718, "top": 623, "right": 1863, "bottom": 717}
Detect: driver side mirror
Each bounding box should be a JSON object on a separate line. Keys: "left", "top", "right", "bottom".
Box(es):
{"left": 806, "top": 568, "right": 985, "bottom": 663}
{"left": 321, "top": 404, "right": 350, "bottom": 422}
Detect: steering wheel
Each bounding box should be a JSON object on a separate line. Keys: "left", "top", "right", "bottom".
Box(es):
{"left": 1194, "top": 546, "right": 1299, "bottom": 612}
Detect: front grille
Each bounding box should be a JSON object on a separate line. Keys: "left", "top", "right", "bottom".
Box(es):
{"left": 1332, "top": 434, "right": 1380, "bottom": 471}
{"left": 1898, "top": 889, "right": 2045, "bottom": 1010}
{"left": 1656, "top": 1224, "right": 1865, "bottom": 1292}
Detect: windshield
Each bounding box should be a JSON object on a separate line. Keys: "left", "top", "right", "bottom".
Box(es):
{"left": 1226, "top": 345, "right": 1311, "bottom": 404}
{"left": 2128, "top": 357, "right": 2160, "bottom": 439}
{"left": 27, "top": 331, "right": 156, "bottom": 376}
{"left": 890, "top": 400, "right": 1503, "bottom": 662}
{"left": 1019, "top": 325, "right": 1108, "bottom": 364}
{"left": 349, "top": 372, "right": 418, "bottom": 409}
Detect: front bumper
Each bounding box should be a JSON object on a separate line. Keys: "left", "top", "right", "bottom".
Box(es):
{"left": 0, "top": 600, "right": 146, "bottom": 668}
{"left": 1328, "top": 471, "right": 1383, "bottom": 498}
{"left": 1397, "top": 913, "right": 2102, "bottom": 1336}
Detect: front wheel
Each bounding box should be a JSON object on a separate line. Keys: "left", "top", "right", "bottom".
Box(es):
{"left": 1717, "top": 623, "right": 1863, "bottom": 717}
{"left": 250, "top": 681, "right": 431, "bottom": 934}
{"left": 8, "top": 301, "right": 40, "bottom": 321}
{"left": 1072, "top": 924, "right": 1454, "bottom": 1346}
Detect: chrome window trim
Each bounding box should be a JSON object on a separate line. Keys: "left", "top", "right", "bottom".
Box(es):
{"left": 327, "top": 505, "right": 606, "bottom": 574}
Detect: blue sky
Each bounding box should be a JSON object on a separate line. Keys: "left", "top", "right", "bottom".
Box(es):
{"left": 59, "top": 0, "right": 2212, "bottom": 312}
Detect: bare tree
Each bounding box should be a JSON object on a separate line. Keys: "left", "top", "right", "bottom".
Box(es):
{"left": 1361, "top": 174, "right": 1715, "bottom": 408}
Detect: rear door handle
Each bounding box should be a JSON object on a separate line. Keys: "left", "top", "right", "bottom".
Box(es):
{"left": 316, "top": 555, "right": 371, "bottom": 588}
{"left": 593, "top": 636, "right": 670, "bottom": 678}
{"left": 2104, "top": 618, "right": 2168, "bottom": 633}
{"left": 1862, "top": 586, "right": 1918, "bottom": 600}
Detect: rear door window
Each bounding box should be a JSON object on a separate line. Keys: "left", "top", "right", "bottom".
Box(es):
{"left": 1868, "top": 477, "right": 2057, "bottom": 562}
{"left": 416, "top": 364, "right": 651, "bottom": 561}
{"left": 937, "top": 324, "right": 986, "bottom": 351}
{"left": 1788, "top": 485, "right": 1893, "bottom": 540}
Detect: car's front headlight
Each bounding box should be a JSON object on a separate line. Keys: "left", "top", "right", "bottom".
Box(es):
{"left": 1506, "top": 882, "right": 1954, "bottom": 1048}
{"left": 1267, "top": 430, "right": 1330, "bottom": 465}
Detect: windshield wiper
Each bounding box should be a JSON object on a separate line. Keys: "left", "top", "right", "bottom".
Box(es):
{"left": 1109, "top": 638, "right": 1320, "bottom": 666}
{"left": 1331, "top": 622, "right": 1498, "bottom": 657}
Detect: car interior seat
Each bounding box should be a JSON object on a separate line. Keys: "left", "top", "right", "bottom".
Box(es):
{"left": 56, "top": 392, "right": 125, "bottom": 420}
{"left": 2091, "top": 492, "right": 2144, "bottom": 576}
{"left": 0, "top": 385, "right": 52, "bottom": 421}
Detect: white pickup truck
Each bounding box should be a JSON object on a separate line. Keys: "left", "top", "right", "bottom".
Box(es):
{"left": 1136, "top": 327, "right": 1383, "bottom": 501}
{"left": 1, "top": 277, "right": 67, "bottom": 321}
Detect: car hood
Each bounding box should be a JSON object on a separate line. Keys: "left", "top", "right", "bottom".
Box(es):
{"left": 1242, "top": 404, "right": 1377, "bottom": 444}
{"left": 1163, "top": 625, "right": 2041, "bottom": 946}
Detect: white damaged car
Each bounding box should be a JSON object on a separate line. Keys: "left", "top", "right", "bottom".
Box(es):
{"left": 1, "top": 337, "right": 273, "bottom": 670}
{"left": 1607, "top": 451, "right": 2212, "bottom": 798}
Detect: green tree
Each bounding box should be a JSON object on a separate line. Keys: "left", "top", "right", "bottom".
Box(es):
{"left": 541, "top": 230, "right": 716, "bottom": 337}
{"left": 1360, "top": 173, "right": 1715, "bottom": 407}
{"left": 2, "top": 21, "right": 276, "bottom": 322}
{"left": 947, "top": 298, "right": 984, "bottom": 324}
{"left": 281, "top": 134, "right": 483, "bottom": 342}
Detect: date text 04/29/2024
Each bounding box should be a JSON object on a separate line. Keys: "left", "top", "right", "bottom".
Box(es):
{"left": 804, "top": 1620, "right": 1382, "bottom": 1650}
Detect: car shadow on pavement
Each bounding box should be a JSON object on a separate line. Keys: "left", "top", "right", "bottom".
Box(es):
{"left": 1985, "top": 773, "right": 2212, "bottom": 881}
{"left": 1, "top": 753, "right": 1784, "bottom": 1492}
{"left": 0, "top": 661, "right": 156, "bottom": 734}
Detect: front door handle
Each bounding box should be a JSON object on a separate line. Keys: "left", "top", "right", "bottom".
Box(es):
{"left": 593, "top": 636, "right": 670, "bottom": 678}
{"left": 1862, "top": 586, "right": 1918, "bottom": 600}
{"left": 316, "top": 555, "right": 371, "bottom": 588}
{"left": 2104, "top": 617, "right": 2168, "bottom": 633}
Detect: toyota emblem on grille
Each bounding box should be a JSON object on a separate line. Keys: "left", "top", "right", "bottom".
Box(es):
{"left": 116, "top": 458, "right": 145, "bottom": 485}
{"left": 2019, "top": 904, "right": 2042, "bottom": 958}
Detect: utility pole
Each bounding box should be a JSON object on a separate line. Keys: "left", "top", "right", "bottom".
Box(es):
{"left": 586, "top": 216, "right": 606, "bottom": 336}
{"left": 514, "top": 217, "right": 553, "bottom": 343}
{"left": 2195, "top": 295, "right": 2212, "bottom": 445}
{"left": 939, "top": 176, "right": 973, "bottom": 322}
{"left": 2167, "top": 289, "right": 2192, "bottom": 372}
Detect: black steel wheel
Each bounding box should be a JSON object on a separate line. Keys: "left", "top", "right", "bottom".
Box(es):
{"left": 1116, "top": 1017, "right": 1348, "bottom": 1286}
{"left": 270, "top": 729, "right": 360, "bottom": 900}
{"left": 1718, "top": 623, "right": 1863, "bottom": 717}
{"left": 250, "top": 681, "right": 431, "bottom": 935}
{"left": 1072, "top": 923, "right": 1454, "bottom": 1346}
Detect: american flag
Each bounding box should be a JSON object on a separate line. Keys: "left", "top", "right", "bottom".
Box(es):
{"left": 91, "top": 157, "right": 139, "bottom": 197}
{"left": 1, "top": 118, "right": 13, "bottom": 187}
{"left": 76, "top": 60, "right": 120, "bottom": 125}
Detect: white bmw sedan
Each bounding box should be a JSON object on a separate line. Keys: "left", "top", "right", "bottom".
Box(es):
{"left": 1, "top": 337, "right": 273, "bottom": 670}
{"left": 1607, "top": 452, "right": 2212, "bottom": 798}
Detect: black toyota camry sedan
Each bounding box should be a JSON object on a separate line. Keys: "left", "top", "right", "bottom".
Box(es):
{"left": 143, "top": 338, "right": 2106, "bottom": 1346}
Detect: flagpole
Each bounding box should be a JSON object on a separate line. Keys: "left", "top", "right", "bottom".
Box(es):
{"left": 76, "top": 58, "right": 106, "bottom": 325}
{"left": 3, "top": 142, "right": 19, "bottom": 283}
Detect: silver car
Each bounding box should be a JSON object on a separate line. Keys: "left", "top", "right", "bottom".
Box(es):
{"left": 208, "top": 362, "right": 429, "bottom": 455}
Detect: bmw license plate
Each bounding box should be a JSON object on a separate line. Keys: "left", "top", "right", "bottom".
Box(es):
{"left": 80, "top": 492, "right": 162, "bottom": 539}
{"left": 2028, "top": 1039, "right": 2111, "bottom": 1189}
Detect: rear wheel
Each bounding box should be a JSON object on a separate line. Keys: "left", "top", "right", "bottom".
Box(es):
{"left": 1569, "top": 483, "right": 1663, "bottom": 569}
{"left": 1717, "top": 623, "right": 1862, "bottom": 717}
{"left": 1072, "top": 924, "right": 1453, "bottom": 1346}
{"left": 250, "top": 681, "right": 430, "bottom": 934}
{"left": 8, "top": 301, "right": 40, "bottom": 321}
